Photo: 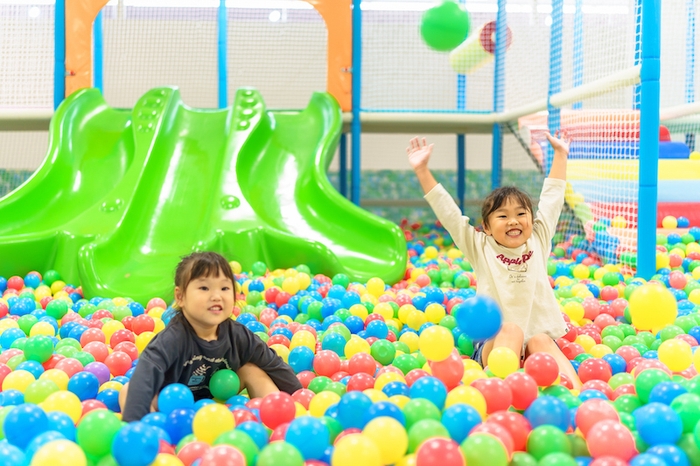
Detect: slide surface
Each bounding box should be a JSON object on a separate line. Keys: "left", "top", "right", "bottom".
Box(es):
{"left": 0, "top": 88, "right": 406, "bottom": 303}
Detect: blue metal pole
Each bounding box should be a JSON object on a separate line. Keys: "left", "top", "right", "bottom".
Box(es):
{"left": 633, "top": 0, "right": 642, "bottom": 109}
{"left": 217, "top": 0, "right": 228, "bottom": 108}
{"left": 491, "top": 0, "right": 507, "bottom": 190}
{"left": 93, "top": 10, "right": 103, "bottom": 93}
{"left": 546, "top": 0, "right": 564, "bottom": 176}
{"left": 339, "top": 133, "right": 348, "bottom": 198}
{"left": 686, "top": 0, "right": 696, "bottom": 150}
{"left": 572, "top": 0, "right": 583, "bottom": 110}
{"left": 637, "top": 0, "right": 661, "bottom": 279}
{"left": 351, "top": 0, "right": 362, "bottom": 205}
{"left": 54, "top": 0, "right": 66, "bottom": 109}
{"left": 457, "top": 0, "right": 467, "bottom": 212}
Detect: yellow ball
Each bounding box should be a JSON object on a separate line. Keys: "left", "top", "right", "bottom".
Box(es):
{"left": 406, "top": 310, "right": 427, "bottom": 331}
{"left": 294, "top": 402, "right": 308, "bottom": 418}
{"left": 487, "top": 347, "right": 520, "bottom": 378}
{"left": 462, "top": 368, "right": 488, "bottom": 385}
{"left": 689, "top": 289, "right": 700, "bottom": 305}
{"left": 309, "top": 391, "right": 341, "bottom": 417}
{"left": 40, "top": 369, "right": 69, "bottom": 391}
{"left": 662, "top": 216, "right": 678, "bottom": 229}
{"left": 290, "top": 330, "right": 316, "bottom": 351}
{"left": 41, "top": 390, "right": 83, "bottom": 423}
{"left": 332, "top": 433, "right": 382, "bottom": 466}
{"left": 375, "top": 372, "right": 406, "bottom": 391}
{"left": 99, "top": 381, "right": 124, "bottom": 393}
{"left": 50, "top": 281, "right": 66, "bottom": 294}
{"left": 573, "top": 264, "right": 590, "bottom": 280}
{"left": 150, "top": 454, "right": 185, "bottom": 466}
{"left": 2, "top": 369, "right": 35, "bottom": 392}
{"left": 693, "top": 268, "right": 700, "bottom": 281}
{"left": 388, "top": 395, "right": 411, "bottom": 409}
{"left": 32, "top": 439, "right": 87, "bottom": 466}
{"left": 423, "top": 246, "right": 439, "bottom": 259}
{"left": 0, "top": 319, "right": 19, "bottom": 332}
{"left": 418, "top": 325, "right": 454, "bottom": 362}
{"left": 192, "top": 403, "right": 235, "bottom": 444}
{"left": 363, "top": 417, "right": 408, "bottom": 464}
{"left": 589, "top": 344, "right": 613, "bottom": 359}
{"left": 345, "top": 335, "right": 371, "bottom": 358}
{"left": 691, "top": 151, "right": 700, "bottom": 160}
{"left": 574, "top": 334, "right": 597, "bottom": 353}
{"left": 373, "top": 303, "right": 395, "bottom": 321}
{"left": 135, "top": 331, "right": 155, "bottom": 353}
{"left": 563, "top": 301, "right": 585, "bottom": 323}
{"left": 399, "top": 332, "right": 420, "bottom": 353}
{"left": 296, "top": 273, "right": 311, "bottom": 290}
{"left": 658, "top": 339, "right": 693, "bottom": 372}
{"left": 656, "top": 252, "right": 671, "bottom": 271}
{"left": 112, "top": 297, "right": 129, "bottom": 307}
{"left": 102, "top": 320, "right": 126, "bottom": 342}
{"left": 367, "top": 277, "right": 386, "bottom": 298}
{"left": 349, "top": 304, "right": 369, "bottom": 320}
{"left": 445, "top": 385, "right": 487, "bottom": 418}
{"left": 629, "top": 283, "right": 678, "bottom": 331}
{"left": 397, "top": 304, "right": 416, "bottom": 324}
{"left": 270, "top": 344, "right": 290, "bottom": 363}
{"left": 282, "top": 277, "right": 300, "bottom": 295}
{"left": 447, "top": 248, "right": 463, "bottom": 259}
{"left": 363, "top": 388, "right": 390, "bottom": 403}
{"left": 29, "top": 321, "right": 56, "bottom": 337}
{"left": 424, "top": 303, "right": 446, "bottom": 324}
{"left": 148, "top": 307, "right": 165, "bottom": 319}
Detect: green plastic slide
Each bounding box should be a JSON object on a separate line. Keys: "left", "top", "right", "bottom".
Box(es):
{"left": 0, "top": 87, "right": 406, "bottom": 303}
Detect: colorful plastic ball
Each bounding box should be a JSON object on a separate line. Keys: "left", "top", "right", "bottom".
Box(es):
{"left": 460, "top": 433, "right": 509, "bottom": 466}
{"left": 177, "top": 440, "right": 210, "bottom": 465}
{"left": 504, "top": 371, "right": 539, "bottom": 410}
{"left": 410, "top": 376, "right": 448, "bottom": 410}
{"left": 454, "top": 295, "right": 502, "bottom": 341}
{"left": 628, "top": 284, "right": 678, "bottom": 331}
{"left": 663, "top": 216, "right": 679, "bottom": 229}
{"left": 193, "top": 403, "right": 235, "bottom": 444}
{"left": 332, "top": 433, "right": 381, "bottom": 466}
{"left": 158, "top": 383, "right": 195, "bottom": 415}
{"left": 420, "top": 0, "right": 471, "bottom": 52}
{"left": 198, "top": 444, "right": 246, "bottom": 466}
{"left": 284, "top": 416, "right": 330, "bottom": 460}
{"left": 575, "top": 399, "right": 620, "bottom": 437}
{"left": 337, "top": 391, "right": 373, "bottom": 429}
{"left": 524, "top": 395, "right": 570, "bottom": 431}
{"left": 635, "top": 402, "right": 683, "bottom": 446}
{"left": 256, "top": 441, "right": 304, "bottom": 466}
{"left": 416, "top": 437, "right": 465, "bottom": 466}
{"left": 209, "top": 369, "right": 240, "bottom": 401}
{"left": 3, "top": 403, "right": 48, "bottom": 449}
{"left": 487, "top": 346, "right": 520, "bottom": 378}
{"left": 361, "top": 416, "right": 408, "bottom": 464}
{"left": 76, "top": 408, "right": 122, "bottom": 457}
{"left": 112, "top": 421, "right": 161, "bottom": 466}
{"left": 658, "top": 339, "right": 693, "bottom": 372}
{"left": 260, "top": 392, "right": 295, "bottom": 429}
{"left": 31, "top": 439, "right": 87, "bottom": 466}
{"left": 418, "top": 325, "right": 454, "bottom": 362}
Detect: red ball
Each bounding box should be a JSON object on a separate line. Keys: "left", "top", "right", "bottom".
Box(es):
{"left": 471, "top": 422, "right": 515, "bottom": 456}
{"left": 104, "top": 351, "right": 132, "bottom": 376}
{"left": 616, "top": 346, "right": 641, "bottom": 363}
{"left": 471, "top": 378, "right": 513, "bottom": 414}
{"left": 487, "top": 411, "right": 531, "bottom": 452}
{"left": 121, "top": 316, "right": 134, "bottom": 331}
{"left": 264, "top": 287, "right": 280, "bottom": 304}
{"left": 80, "top": 328, "right": 106, "bottom": 346}
{"left": 429, "top": 351, "right": 464, "bottom": 390}
{"left": 587, "top": 421, "right": 636, "bottom": 461}
{"left": 92, "top": 309, "right": 113, "bottom": 320}
{"left": 575, "top": 399, "right": 620, "bottom": 437}
{"left": 524, "top": 352, "right": 559, "bottom": 386}
{"left": 231, "top": 409, "right": 257, "bottom": 425}
{"left": 504, "top": 372, "right": 538, "bottom": 410}
{"left": 42, "top": 354, "right": 65, "bottom": 370}
{"left": 199, "top": 445, "right": 246, "bottom": 466}
{"left": 54, "top": 358, "right": 84, "bottom": 378}
{"left": 296, "top": 371, "right": 315, "bottom": 389}
{"left": 85, "top": 319, "right": 104, "bottom": 330}
{"left": 147, "top": 298, "right": 167, "bottom": 311}
{"left": 562, "top": 343, "right": 585, "bottom": 360}
{"left": 334, "top": 428, "right": 362, "bottom": 445}
{"left": 177, "top": 441, "right": 210, "bottom": 466}
{"left": 578, "top": 358, "right": 613, "bottom": 383}
{"left": 612, "top": 384, "right": 636, "bottom": 400}
{"left": 364, "top": 313, "right": 385, "bottom": 325}
{"left": 405, "top": 369, "right": 430, "bottom": 387}
{"left": 82, "top": 341, "right": 110, "bottom": 363}
{"left": 259, "top": 392, "right": 296, "bottom": 429}
{"left": 81, "top": 399, "right": 108, "bottom": 417}
{"left": 267, "top": 335, "right": 291, "bottom": 348}
{"left": 269, "top": 422, "right": 290, "bottom": 442}
{"left": 291, "top": 388, "right": 315, "bottom": 409}
{"left": 0, "top": 349, "right": 22, "bottom": 364}
{"left": 0, "top": 363, "right": 11, "bottom": 387}
{"left": 634, "top": 359, "right": 672, "bottom": 376}
{"left": 113, "top": 342, "right": 139, "bottom": 361}
{"left": 275, "top": 292, "right": 291, "bottom": 307}
{"left": 6, "top": 276, "right": 24, "bottom": 292}
{"left": 348, "top": 353, "right": 376, "bottom": 376}
{"left": 581, "top": 380, "right": 614, "bottom": 400}
{"left": 110, "top": 329, "right": 136, "bottom": 348}
{"left": 416, "top": 438, "right": 465, "bottom": 466}
{"left": 131, "top": 315, "right": 155, "bottom": 335}
{"left": 313, "top": 350, "right": 341, "bottom": 377}
{"left": 346, "top": 373, "right": 375, "bottom": 392}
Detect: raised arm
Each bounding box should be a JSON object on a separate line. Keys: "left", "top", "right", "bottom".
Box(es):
{"left": 545, "top": 130, "right": 570, "bottom": 180}
{"left": 407, "top": 137, "right": 439, "bottom": 194}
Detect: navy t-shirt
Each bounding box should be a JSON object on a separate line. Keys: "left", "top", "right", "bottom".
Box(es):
{"left": 122, "top": 313, "right": 302, "bottom": 421}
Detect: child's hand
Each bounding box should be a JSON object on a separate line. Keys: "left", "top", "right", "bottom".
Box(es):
{"left": 545, "top": 130, "right": 570, "bottom": 156}
{"left": 407, "top": 137, "right": 434, "bottom": 171}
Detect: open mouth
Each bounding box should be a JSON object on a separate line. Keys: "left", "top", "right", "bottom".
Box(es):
{"left": 208, "top": 305, "right": 223, "bottom": 313}
{"left": 506, "top": 229, "right": 522, "bottom": 237}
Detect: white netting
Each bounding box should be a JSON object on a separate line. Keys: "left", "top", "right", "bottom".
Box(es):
{"left": 102, "top": 2, "right": 218, "bottom": 108}
{"left": 226, "top": 3, "right": 326, "bottom": 109}
{"left": 0, "top": 2, "right": 53, "bottom": 175}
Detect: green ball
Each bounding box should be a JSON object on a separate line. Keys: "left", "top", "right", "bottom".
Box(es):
{"left": 247, "top": 290, "right": 262, "bottom": 305}
{"left": 324, "top": 382, "right": 347, "bottom": 397}
{"left": 458, "top": 334, "right": 474, "bottom": 356}
{"left": 17, "top": 315, "right": 38, "bottom": 335}
{"left": 257, "top": 441, "right": 304, "bottom": 466}
{"left": 392, "top": 354, "right": 421, "bottom": 375}
{"left": 76, "top": 410, "right": 122, "bottom": 458}
{"left": 306, "top": 301, "right": 324, "bottom": 321}
{"left": 112, "top": 306, "right": 132, "bottom": 322}
{"left": 308, "top": 376, "right": 332, "bottom": 394}
{"left": 295, "top": 264, "right": 311, "bottom": 275}
{"left": 635, "top": 368, "right": 672, "bottom": 404}
{"left": 319, "top": 416, "right": 343, "bottom": 443}
{"left": 460, "top": 433, "right": 509, "bottom": 466}
{"left": 79, "top": 303, "right": 97, "bottom": 318}
{"left": 55, "top": 338, "right": 82, "bottom": 352}
{"left": 23, "top": 335, "right": 54, "bottom": 363}
{"left": 73, "top": 351, "right": 95, "bottom": 367}
{"left": 6, "top": 354, "right": 26, "bottom": 370}
{"left": 403, "top": 398, "right": 442, "bottom": 429}
{"left": 24, "top": 379, "right": 60, "bottom": 404}
{"left": 539, "top": 452, "right": 578, "bottom": 466}
{"left": 45, "top": 300, "right": 69, "bottom": 320}
{"left": 613, "top": 394, "right": 642, "bottom": 414}
{"left": 440, "top": 315, "right": 458, "bottom": 330}
{"left": 408, "top": 419, "right": 450, "bottom": 452}
{"left": 251, "top": 261, "right": 267, "bottom": 276}
{"left": 331, "top": 274, "right": 350, "bottom": 288}
{"left": 510, "top": 452, "right": 538, "bottom": 466}
{"left": 526, "top": 425, "right": 571, "bottom": 460}
{"left": 370, "top": 339, "right": 396, "bottom": 365}
{"left": 209, "top": 369, "right": 241, "bottom": 400}
{"left": 43, "top": 270, "right": 62, "bottom": 286}
{"left": 55, "top": 345, "right": 79, "bottom": 358}
{"left": 420, "top": 1, "right": 471, "bottom": 52}
{"left": 214, "top": 430, "right": 259, "bottom": 465}
{"left": 672, "top": 393, "right": 700, "bottom": 433}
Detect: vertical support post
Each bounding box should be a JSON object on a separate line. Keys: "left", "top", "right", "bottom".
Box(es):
{"left": 351, "top": 0, "right": 362, "bottom": 205}
{"left": 456, "top": 0, "right": 467, "bottom": 212}
{"left": 217, "top": 0, "right": 228, "bottom": 108}
{"left": 633, "top": 0, "right": 643, "bottom": 109}
{"left": 546, "top": 0, "right": 564, "bottom": 176}
{"left": 491, "top": 0, "right": 507, "bottom": 190}
{"left": 54, "top": 0, "right": 66, "bottom": 109}
{"left": 93, "top": 10, "right": 103, "bottom": 93}
{"left": 637, "top": 0, "right": 661, "bottom": 279}
{"left": 572, "top": 0, "right": 583, "bottom": 110}
{"left": 339, "top": 133, "right": 348, "bottom": 198}
{"left": 686, "top": 0, "right": 696, "bottom": 150}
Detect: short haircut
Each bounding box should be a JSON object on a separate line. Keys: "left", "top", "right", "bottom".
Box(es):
{"left": 174, "top": 252, "right": 235, "bottom": 297}
{"left": 481, "top": 186, "right": 533, "bottom": 228}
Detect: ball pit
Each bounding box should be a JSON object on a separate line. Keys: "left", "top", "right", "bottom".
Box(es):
{"left": 5, "top": 226, "right": 700, "bottom": 465}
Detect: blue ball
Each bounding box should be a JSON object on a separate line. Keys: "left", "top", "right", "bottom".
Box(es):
{"left": 382, "top": 381, "right": 410, "bottom": 398}
{"left": 0, "top": 328, "right": 25, "bottom": 350}
{"left": 336, "top": 392, "right": 372, "bottom": 429}
{"left": 96, "top": 389, "right": 121, "bottom": 412}
{"left": 46, "top": 411, "right": 76, "bottom": 441}
{"left": 3, "top": 403, "right": 49, "bottom": 449}
{"left": 441, "top": 404, "right": 482, "bottom": 443}
{"left": 157, "top": 383, "right": 195, "bottom": 415}
{"left": 646, "top": 445, "right": 689, "bottom": 466}
{"left": 288, "top": 346, "right": 315, "bottom": 374}
{"left": 320, "top": 333, "right": 346, "bottom": 357}
{"left": 648, "top": 382, "right": 687, "bottom": 405}
{"left": 454, "top": 295, "right": 502, "bottom": 341}
{"left": 67, "top": 372, "right": 100, "bottom": 401}
{"left": 16, "top": 361, "right": 44, "bottom": 379}
{"left": 631, "top": 453, "right": 670, "bottom": 466}
{"left": 635, "top": 402, "right": 683, "bottom": 446}
{"left": 25, "top": 430, "right": 65, "bottom": 460}
{"left": 365, "top": 320, "right": 389, "bottom": 339}
{"left": 285, "top": 416, "right": 331, "bottom": 460}
{"left": 344, "top": 316, "right": 364, "bottom": 334}
{"left": 362, "top": 400, "right": 406, "bottom": 426}
{"left": 602, "top": 354, "right": 627, "bottom": 374}
{"left": 0, "top": 442, "right": 26, "bottom": 466}
{"left": 112, "top": 422, "right": 160, "bottom": 466}
{"left": 164, "top": 408, "right": 195, "bottom": 445}
{"left": 409, "top": 376, "right": 447, "bottom": 410}
{"left": 524, "top": 395, "right": 570, "bottom": 431}
{"left": 1, "top": 390, "right": 24, "bottom": 406}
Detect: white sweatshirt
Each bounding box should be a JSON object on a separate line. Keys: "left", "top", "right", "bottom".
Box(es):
{"left": 424, "top": 178, "right": 568, "bottom": 343}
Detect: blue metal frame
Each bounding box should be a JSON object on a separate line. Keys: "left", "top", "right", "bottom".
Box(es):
{"left": 633, "top": 0, "right": 643, "bottom": 109}
{"left": 351, "top": 0, "right": 362, "bottom": 205}
{"left": 637, "top": 0, "right": 661, "bottom": 279}
{"left": 686, "top": 0, "right": 696, "bottom": 150}
{"left": 54, "top": 0, "right": 66, "bottom": 109}
{"left": 339, "top": 133, "right": 348, "bottom": 197}
{"left": 546, "top": 0, "right": 564, "bottom": 176}
{"left": 93, "top": 10, "right": 103, "bottom": 93}
{"left": 572, "top": 0, "right": 584, "bottom": 110}
{"left": 218, "top": 0, "right": 228, "bottom": 108}
{"left": 491, "top": 0, "right": 507, "bottom": 190}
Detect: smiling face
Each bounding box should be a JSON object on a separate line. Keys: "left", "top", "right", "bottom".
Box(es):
{"left": 175, "top": 271, "right": 234, "bottom": 341}
{"left": 483, "top": 196, "right": 533, "bottom": 248}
